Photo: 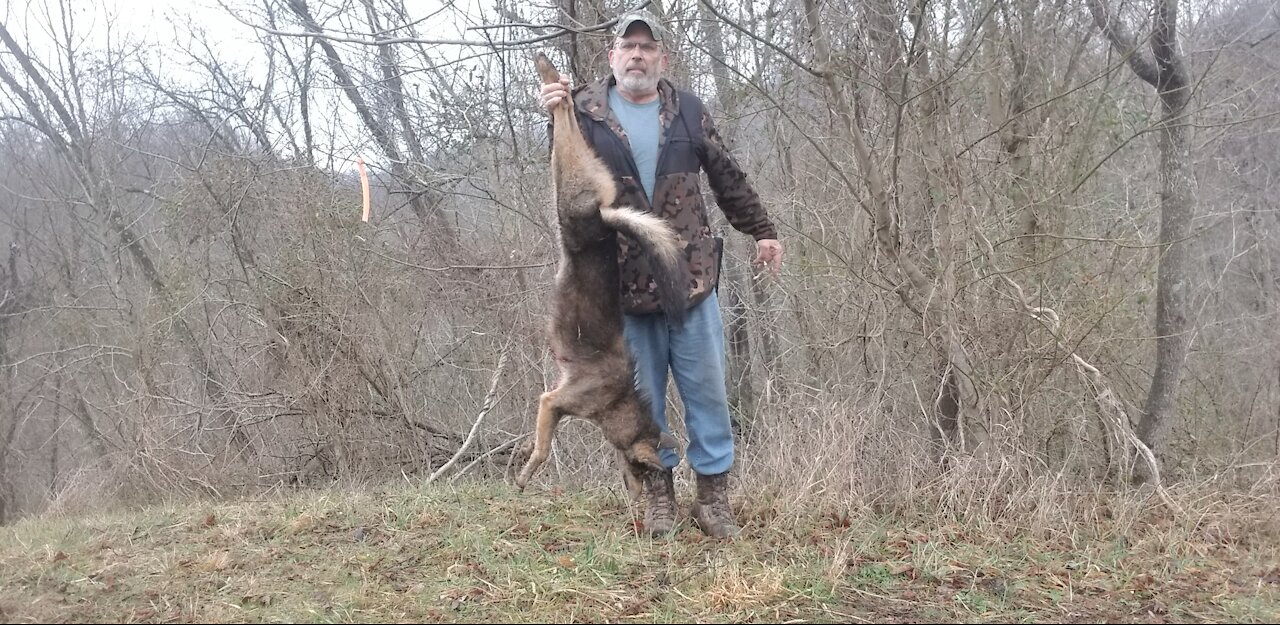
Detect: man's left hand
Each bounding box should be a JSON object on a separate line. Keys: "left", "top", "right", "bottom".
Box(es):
{"left": 753, "top": 239, "right": 783, "bottom": 277}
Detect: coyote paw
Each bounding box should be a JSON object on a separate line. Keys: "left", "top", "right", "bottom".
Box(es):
{"left": 506, "top": 438, "right": 535, "bottom": 489}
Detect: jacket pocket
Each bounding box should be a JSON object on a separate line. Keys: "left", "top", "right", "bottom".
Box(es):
{"left": 660, "top": 137, "right": 700, "bottom": 176}
{"left": 676, "top": 234, "right": 714, "bottom": 302}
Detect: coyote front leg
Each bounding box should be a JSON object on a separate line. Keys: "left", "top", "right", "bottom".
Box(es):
{"left": 515, "top": 390, "right": 565, "bottom": 490}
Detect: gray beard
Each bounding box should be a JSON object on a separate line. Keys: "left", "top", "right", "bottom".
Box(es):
{"left": 617, "top": 71, "right": 659, "bottom": 96}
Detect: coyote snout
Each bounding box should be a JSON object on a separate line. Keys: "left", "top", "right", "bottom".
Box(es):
{"left": 508, "top": 52, "right": 686, "bottom": 500}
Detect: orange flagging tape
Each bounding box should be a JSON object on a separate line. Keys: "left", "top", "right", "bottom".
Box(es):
{"left": 358, "top": 157, "right": 371, "bottom": 222}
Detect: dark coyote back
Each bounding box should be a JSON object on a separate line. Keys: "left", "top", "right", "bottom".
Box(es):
{"left": 510, "top": 52, "right": 685, "bottom": 498}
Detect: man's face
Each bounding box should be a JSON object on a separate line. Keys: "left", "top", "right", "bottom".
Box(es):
{"left": 608, "top": 25, "right": 667, "bottom": 95}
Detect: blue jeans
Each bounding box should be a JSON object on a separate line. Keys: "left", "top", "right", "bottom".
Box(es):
{"left": 623, "top": 291, "right": 734, "bottom": 476}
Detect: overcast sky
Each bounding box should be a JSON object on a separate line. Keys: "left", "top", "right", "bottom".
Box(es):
{"left": 4, "top": 0, "right": 510, "bottom": 174}
{"left": 8, "top": 0, "right": 495, "bottom": 78}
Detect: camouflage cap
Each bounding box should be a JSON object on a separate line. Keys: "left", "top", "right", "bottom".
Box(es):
{"left": 613, "top": 9, "right": 668, "bottom": 42}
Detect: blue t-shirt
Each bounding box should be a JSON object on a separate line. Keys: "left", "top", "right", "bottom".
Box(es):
{"left": 608, "top": 87, "right": 661, "bottom": 204}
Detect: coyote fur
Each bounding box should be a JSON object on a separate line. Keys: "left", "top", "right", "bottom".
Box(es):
{"left": 510, "top": 52, "right": 685, "bottom": 499}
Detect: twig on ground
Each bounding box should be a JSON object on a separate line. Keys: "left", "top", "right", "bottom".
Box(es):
{"left": 423, "top": 343, "right": 512, "bottom": 485}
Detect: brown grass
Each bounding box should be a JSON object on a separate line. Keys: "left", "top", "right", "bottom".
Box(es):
{"left": 1, "top": 471, "right": 1277, "bottom": 623}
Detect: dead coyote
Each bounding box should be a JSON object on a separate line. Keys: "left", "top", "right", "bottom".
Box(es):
{"left": 509, "top": 52, "right": 685, "bottom": 499}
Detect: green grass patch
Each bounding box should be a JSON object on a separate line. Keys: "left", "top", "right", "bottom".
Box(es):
{"left": 1, "top": 480, "right": 1277, "bottom": 623}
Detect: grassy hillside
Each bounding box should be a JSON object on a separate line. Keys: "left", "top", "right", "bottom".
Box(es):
{"left": 2, "top": 479, "right": 1278, "bottom": 623}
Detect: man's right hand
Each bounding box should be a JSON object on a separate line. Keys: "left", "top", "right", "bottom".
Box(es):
{"left": 540, "top": 77, "right": 572, "bottom": 113}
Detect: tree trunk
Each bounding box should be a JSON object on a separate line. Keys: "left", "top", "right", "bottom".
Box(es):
{"left": 909, "top": 0, "right": 976, "bottom": 453}
{"left": 804, "top": 0, "right": 972, "bottom": 458}
{"left": 1087, "top": 0, "right": 1195, "bottom": 484}
{"left": 1139, "top": 89, "right": 1194, "bottom": 478}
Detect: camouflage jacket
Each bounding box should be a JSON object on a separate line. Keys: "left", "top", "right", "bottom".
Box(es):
{"left": 564, "top": 75, "right": 777, "bottom": 316}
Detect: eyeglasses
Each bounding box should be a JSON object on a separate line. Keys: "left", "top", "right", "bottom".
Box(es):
{"left": 615, "top": 41, "right": 660, "bottom": 54}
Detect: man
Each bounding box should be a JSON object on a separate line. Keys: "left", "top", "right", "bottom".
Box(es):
{"left": 538, "top": 10, "right": 782, "bottom": 539}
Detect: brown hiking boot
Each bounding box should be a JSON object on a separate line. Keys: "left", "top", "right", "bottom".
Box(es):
{"left": 643, "top": 468, "right": 677, "bottom": 538}
{"left": 692, "top": 471, "right": 741, "bottom": 539}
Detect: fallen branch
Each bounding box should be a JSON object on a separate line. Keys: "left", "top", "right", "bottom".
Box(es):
{"left": 449, "top": 433, "right": 529, "bottom": 483}
{"left": 976, "top": 232, "right": 1183, "bottom": 515}
{"left": 423, "top": 343, "right": 512, "bottom": 485}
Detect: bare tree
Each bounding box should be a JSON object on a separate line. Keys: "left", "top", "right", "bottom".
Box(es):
{"left": 1087, "top": 0, "right": 1196, "bottom": 483}
{"left": 799, "top": 0, "right": 985, "bottom": 454}
{"left": 280, "top": 0, "right": 459, "bottom": 253}
{"left": 0, "top": 18, "right": 251, "bottom": 455}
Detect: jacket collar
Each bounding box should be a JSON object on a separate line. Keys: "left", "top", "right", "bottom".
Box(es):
{"left": 576, "top": 75, "right": 679, "bottom": 119}
{"left": 574, "top": 74, "right": 683, "bottom": 153}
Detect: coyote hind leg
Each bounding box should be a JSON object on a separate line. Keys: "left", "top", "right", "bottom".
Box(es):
{"left": 515, "top": 390, "right": 566, "bottom": 490}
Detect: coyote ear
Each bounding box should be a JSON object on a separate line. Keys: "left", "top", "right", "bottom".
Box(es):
{"left": 659, "top": 432, "right": 679, "bottom": 450}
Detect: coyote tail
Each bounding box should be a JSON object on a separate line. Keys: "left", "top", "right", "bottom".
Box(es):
{"left": 601, "top": 206, "right": 687, "bottom": 325}
{"left": 535, "top": 50, "right": 687, "bottom": 324}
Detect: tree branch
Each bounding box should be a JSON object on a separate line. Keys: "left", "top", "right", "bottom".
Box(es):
{"left": 0, "top": 21, "right": 85, "bottom": 143}
{"left": 285, "top": 0, "right": 403, "bottom": 166}
{"left": 235, "top": 0, "right": 652, "bottom": 49}
{"left": 0, "top": 62, "right": 72, "bottom": 155}
{"left": 423, "top": 343, "right": 511, "bottom": 484}
{"left": 1152, "top": 0, "right": 1190, "bottom": 95}
{"left": 694, "top": 0, "right": 824, "bottom": 77}
{"left": 0, "top": 114, "right": 48, "bottom": 135}
{"left": 1085, "top": 0, "right": 1161, "bottom": 86}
